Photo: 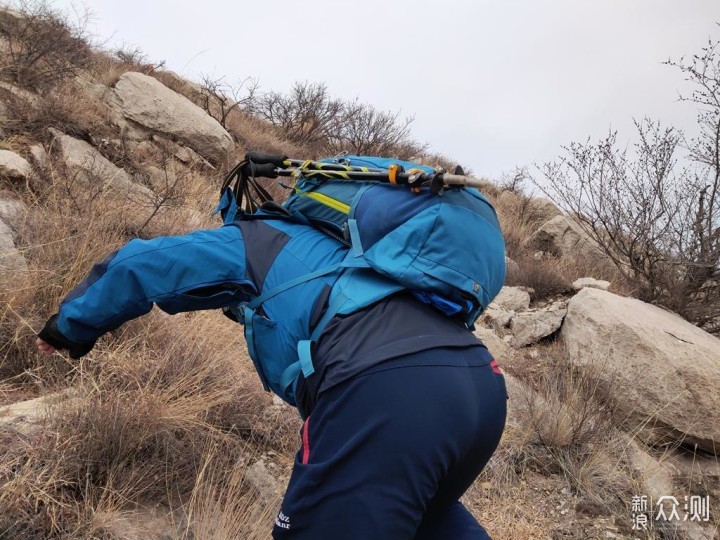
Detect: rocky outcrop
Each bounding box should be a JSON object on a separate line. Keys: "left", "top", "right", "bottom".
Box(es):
{"left": 0, "top": 80, "right": 41, "bottom": 111}
{"left": 29, "top": 143, "right": 50, "bottom": 170}
{"left": 107, "top": 72, "right": 233, "bottom": 164}
{"left": 491, "top": 286, "right": 531, "bottom": 312}
{"left": 510, "top": 302, "right": 567, "bottom": 347}
{"left": 505, "top": 256, "right": 519, "bottom": 277}
{"left": 0, "top": 197, "right": 25, "bottom": 232}
{"left": 572, "top": 277, "right": 610, "bottom": 291}
{"left": 527, "top": 197, "right": 562, "bottom": 223}
{"left": 0, "top": 218, "right": 26, "bottom": 273}
{"left": 526, "top": 215, "right": 603, "bottom": 261}
{"left": 0, "top": 149, "right": 32, "bottom": 180}
{"left": 244, "top": 459, "right": 280, "bottom": 506}
{"left": 50, "top": 129, "right": 152, "bottom": 198}
{"left": 561, "top": 288, "right": 720, "bottom": 453}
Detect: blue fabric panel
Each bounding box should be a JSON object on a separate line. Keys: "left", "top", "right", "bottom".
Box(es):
{"left": 62, "top": 249, "right": 119, "bottom": 304}
{"left": 57, "top": 225, "right": 256, "bottom": 343}
{"left": 351, "top": 184, "right": 437, "bottom": 249}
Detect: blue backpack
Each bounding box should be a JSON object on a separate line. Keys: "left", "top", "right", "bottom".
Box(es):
{"left": 216, "top": 153, "right": 506, "bottom": 404}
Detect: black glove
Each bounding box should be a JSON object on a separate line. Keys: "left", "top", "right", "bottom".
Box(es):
{"left": 38, "top": 314, "right": 96, "bottom": 359}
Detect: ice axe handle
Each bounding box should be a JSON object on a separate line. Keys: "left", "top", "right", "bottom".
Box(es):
{"left": 245, "top": 152, "right": 288, "bottom": 166}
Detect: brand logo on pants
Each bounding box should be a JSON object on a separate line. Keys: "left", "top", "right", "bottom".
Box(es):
{"left": 275, "top": 511, "right": 291, "bottom": 530}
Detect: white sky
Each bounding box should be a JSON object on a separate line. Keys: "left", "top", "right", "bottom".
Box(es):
{"left": 49, "top": 0, "right": 720, "bottom": 180}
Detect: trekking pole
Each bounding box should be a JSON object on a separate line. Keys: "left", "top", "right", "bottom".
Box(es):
{"left": 246, "top": 151, "right": 389, "bottom": 174}
{"left": 270, "top": 167, "right": 485, "bottom": 192}
{"left": 243, "top": 152, "right": 483, "bottom": 191}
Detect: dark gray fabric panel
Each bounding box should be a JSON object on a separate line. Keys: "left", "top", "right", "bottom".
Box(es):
{"left": 236, "top": 219, "right": 291, "bottom": 293}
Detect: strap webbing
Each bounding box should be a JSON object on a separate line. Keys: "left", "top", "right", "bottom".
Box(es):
{"left": 348, "top": 219, "right": 364, "bottom": 257}
{"left": 297, "top": 340, "right": 314, "bottom": 377}
{"left": 247, "top": 263, "right": 342, "bottom": 309}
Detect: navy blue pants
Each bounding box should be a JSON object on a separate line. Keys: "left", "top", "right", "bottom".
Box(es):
{"left": 273, "top": 347, "right": 507, "bottom": 539}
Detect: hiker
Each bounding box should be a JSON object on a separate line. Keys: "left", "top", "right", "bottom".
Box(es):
{"left": 36, "top": 154, "right": 508, "bottom": 539}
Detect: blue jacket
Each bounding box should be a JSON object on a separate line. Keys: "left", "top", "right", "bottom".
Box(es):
{"left": 41, "top": 216, "right": 355, "bottom": 404}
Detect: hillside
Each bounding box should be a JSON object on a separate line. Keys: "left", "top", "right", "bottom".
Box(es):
{"left": 0, "top": 4, "right": 719, "bottom": 540}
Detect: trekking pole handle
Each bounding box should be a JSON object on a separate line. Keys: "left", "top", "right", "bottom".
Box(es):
{"left": 246, "top": 152, "right": 288, "bottom": 167}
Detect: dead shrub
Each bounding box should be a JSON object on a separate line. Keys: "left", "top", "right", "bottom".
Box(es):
{"left": 506, "top": 255, "right": 572, "bottom": 301}
{"left": 183, "top": 443, "right": 282, "bottom": 540}
{"left": 0, "top": 307, "right": 288, "bottom": 537}
{"left": 3, "top": 78, "right": 113, "bottom": 143}
{"left": 485, "top": 343, "right": 634, "bottom": 516}
{"left": 0, "top": 0, "right": 95, "bottom": 91}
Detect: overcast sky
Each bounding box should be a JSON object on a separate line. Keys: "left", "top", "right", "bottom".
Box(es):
{"left": 48, "top": 0, "right": 720, "bottom": 180}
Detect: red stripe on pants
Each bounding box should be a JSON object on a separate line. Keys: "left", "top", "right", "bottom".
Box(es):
{"left": 302, "top": 417, "right": 310, "bottom": 464}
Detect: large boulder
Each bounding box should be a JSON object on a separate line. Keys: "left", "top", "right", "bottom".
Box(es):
{"left": 50, "top": 129, "right": 152, "bottom": 199}
{"left": 108, "top": 72, "right": 233, "bottom": 164}
{"left": 526, "top": 215, "right": 603, "bottom": 261}
{"left": 561, "top": 288, "right": 720, "bottom": 453}
{"left": 0, "top": 149, "right": 32, "bottom": 180}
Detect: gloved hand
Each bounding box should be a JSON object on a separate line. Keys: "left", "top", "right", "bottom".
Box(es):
{"left": 37, "top": 314, "right": 96, "bottom": 359}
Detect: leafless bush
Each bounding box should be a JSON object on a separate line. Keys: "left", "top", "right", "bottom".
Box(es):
{"left": 247, "top": 81, "right": 343, "bottom": 150}
{"left": 197, "top": 75, "right": 258, "bottom": 130}
{"left": 246, "top": 80, "right": 427, "bottom": 159}
{"left": 505, "top": 256, "right": 572, "bottom": 301}
{"left": 5, "top": 79, "right": 111, "bottom": 143}
{"left": 537, "top": 33, "right": 720, "bottom": 332}
{"left": 498, "top": 166, "right": 529, "bottom": 195}
{"left": 326, "top": 99, "right": 427, "bottom": 159}
{"left": 0, "top": 0, "right": 95, "bottom": 91}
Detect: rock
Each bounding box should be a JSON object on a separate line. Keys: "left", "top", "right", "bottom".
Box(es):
{"left": 0, "top": 389, "right": 80, "bottom": 433}
{"left": 173, "top": 144, "right": 214, "bottom": 169}
{"left": 108, "top": 72, "right": 233, "bottom": 164}
{"left": 0, "top": 149, "right": 32, "bottom": 180}
{"left": 504, "top": 373, "right": 532, "bottom": 427}
{"left": 0, "top": 80, "right": 41, "bottom": 111}
{"left": 491, "top": 286, "right": 531, "bottom": 312}
{"left": 561, "top": 288, "right": 720, "bottom": 453}
{"left": 483, "top": 306, "right": 513, "bottom": 328}
{"left": 0, "top": 197, "right": 25, "bottom": 231}
{"left": 505, "top": 256, "right": 519, "bottom": 277}
{"left": 526, "top": 215, "right": 603, "bottom": 261}
{"left": 50, "top": 129, "right": 153, "bottom": 199}
{"left": 473, "top": 325, "right": 513, "bottom": 362}
{"left": 572, "top": 277, "right": 610, "bottom": 291}
{"left": 624, "top": 438, "right": 675, "bottom": 499}
{"left": 0, "top": 219, "right": 27, "bottom": 273}
{"left": 510, "top": 304, "right": 567, "bottom": 347}
{"left": 527, "top": 197, "right": 562, "bottom": 223}
{"left": 29, "top": 144, "right": 50, "bottom": 170}
{"left": 244, "top": 460, "right": 279, "bottom": 504}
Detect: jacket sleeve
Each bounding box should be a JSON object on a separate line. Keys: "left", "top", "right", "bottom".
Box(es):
{"left": 42, "top": 224, "right": 257, "bottom": 354}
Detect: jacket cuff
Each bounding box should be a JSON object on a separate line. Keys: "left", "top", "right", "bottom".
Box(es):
{"left": 38, "top": 314, "right": 96, "bottom": 359}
